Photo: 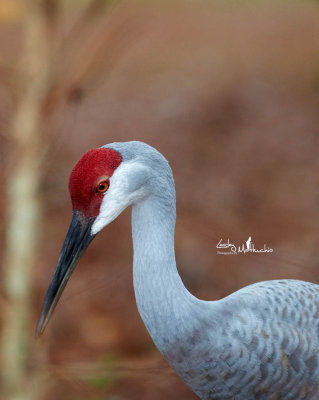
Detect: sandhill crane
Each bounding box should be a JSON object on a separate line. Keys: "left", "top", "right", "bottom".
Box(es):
{"left": 37, "top": 141, "right": 319, "bottom": 399}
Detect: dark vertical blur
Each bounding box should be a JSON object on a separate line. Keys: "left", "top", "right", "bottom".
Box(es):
{"left": 0, "top": 1, "right": 319, "bottom": 399}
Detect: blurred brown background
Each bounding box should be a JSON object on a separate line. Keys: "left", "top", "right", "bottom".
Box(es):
{"left": 1, "top": 0, "right": 319, "bottom": 399}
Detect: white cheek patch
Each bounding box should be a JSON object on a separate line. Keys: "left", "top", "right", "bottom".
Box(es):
{"left": 91, "top": 161, "right": 149, "bottom": 235}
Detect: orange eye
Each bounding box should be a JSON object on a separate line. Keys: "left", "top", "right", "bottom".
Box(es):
{"left": 96, "top": 180, "right": 109, "bottom": 193}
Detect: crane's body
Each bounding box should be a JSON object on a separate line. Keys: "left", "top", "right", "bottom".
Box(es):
{"left": 37, "top": 141, "right": 319, "bottom": 399}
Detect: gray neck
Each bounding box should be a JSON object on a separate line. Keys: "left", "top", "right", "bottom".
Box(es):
{"left": 132, "top": 193, "right": 201, "bottom": 352}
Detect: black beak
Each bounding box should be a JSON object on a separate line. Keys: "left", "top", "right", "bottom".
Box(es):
{"left": 36, "top": 210, "right": 96, "bottom": 336}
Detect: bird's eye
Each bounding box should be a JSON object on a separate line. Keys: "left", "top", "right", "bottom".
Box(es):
{"left": 96, "top": 180, "right": 109, "bottom": 193}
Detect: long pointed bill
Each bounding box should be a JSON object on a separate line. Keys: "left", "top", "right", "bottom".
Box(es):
{"left": 36, "top": 210, "right": 96, "bottom": 336}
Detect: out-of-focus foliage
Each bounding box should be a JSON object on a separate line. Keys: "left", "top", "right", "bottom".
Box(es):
{"left": 0, "top": 1, "right": 22, "bottom": 23}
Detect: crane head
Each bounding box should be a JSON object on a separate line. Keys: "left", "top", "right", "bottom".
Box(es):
{"left": 36, "top": 143, "right": 151, "bottom": 336}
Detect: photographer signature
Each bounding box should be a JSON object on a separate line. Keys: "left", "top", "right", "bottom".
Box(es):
{"left": 217, "top": 236, "right": 273, "bottom": 255}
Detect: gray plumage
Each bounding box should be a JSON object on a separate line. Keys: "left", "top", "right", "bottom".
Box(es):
{"left": 106, "top": 142, "right": 319, "bottom": 400}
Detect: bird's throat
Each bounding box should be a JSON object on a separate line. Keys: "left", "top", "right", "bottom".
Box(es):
{"left": 131, "top": 197, "right": 200, "bottom": 353}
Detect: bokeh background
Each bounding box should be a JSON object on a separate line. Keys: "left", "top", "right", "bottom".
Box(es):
{"left": 1, "top": 0, "right": 319, "bottom": 399}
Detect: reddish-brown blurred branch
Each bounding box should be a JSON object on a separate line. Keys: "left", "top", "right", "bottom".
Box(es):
{"left": 43, "top": 2, "right": 143, "bottom": 115}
